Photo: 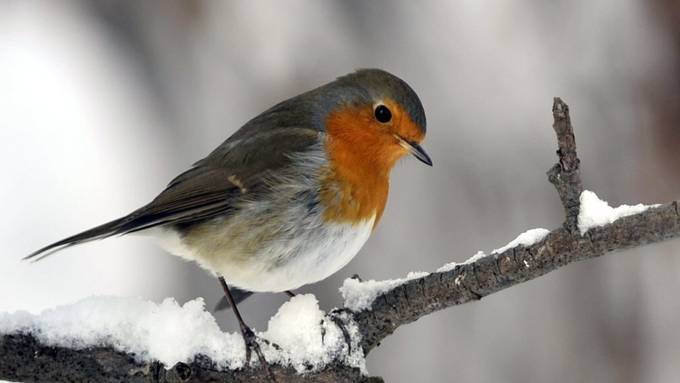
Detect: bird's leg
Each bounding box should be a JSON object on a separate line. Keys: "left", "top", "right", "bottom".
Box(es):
{"left": 284, "top": 290, "right": 295, "bottom": 298}
{"left": 217, "top": 276, "right": 274, "bottom": 380}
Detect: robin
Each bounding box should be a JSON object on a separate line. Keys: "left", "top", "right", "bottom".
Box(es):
{"left": 26, "top": 68, "right": 431, "bottom": 370}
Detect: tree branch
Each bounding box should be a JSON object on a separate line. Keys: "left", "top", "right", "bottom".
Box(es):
{"left": 2, "top": 98, "right": 679, "bottom": 382}
{"left": 355, "top": 199, "right": 679, "bottom": 353}
{"left": 0, "top": 333, "right": 376, "bottom": 383}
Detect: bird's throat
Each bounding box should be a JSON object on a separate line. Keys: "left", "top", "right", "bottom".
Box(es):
{"left": 320, "top": 108, "right": 402, "bottom": 227}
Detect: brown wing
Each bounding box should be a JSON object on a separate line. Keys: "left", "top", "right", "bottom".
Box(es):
{"left": 26, "top": 127, "right": 321, "bottom": 260}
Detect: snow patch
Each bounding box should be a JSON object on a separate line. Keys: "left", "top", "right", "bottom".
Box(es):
{"left": 491, "top": 228, "right": 550, "bottom": 254}
{"left": 464, "top": 250, "right": 488, "bottom": 264}
{"left": 436, "top": 250, "right": 488, "bottom": 273}
{"left": 436, "top": 228, "right": 548, "bottom": 274}
{"left": 0, "top": 294, "right": 365, "bottom": 373}
{"left": 577, "top": 190, "right": 659, "bottom": 235}
{"left": 435, "top": 261, "right": 457, "bottom": 273}
{"left": 340, "top": 272, "right": 429, "bottom": 312}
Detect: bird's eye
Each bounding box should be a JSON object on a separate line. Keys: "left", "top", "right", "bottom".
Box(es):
{"left": 374, "top": 104, "right": 392, "bottom": 123}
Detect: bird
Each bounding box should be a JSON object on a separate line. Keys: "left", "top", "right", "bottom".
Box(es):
{"left": 26, "top": 68, "right": 431, "bottom": 371}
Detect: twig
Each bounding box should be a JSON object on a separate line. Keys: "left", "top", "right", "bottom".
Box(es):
{"left": 547, "top": 97, "right": 584, "bottom": 233}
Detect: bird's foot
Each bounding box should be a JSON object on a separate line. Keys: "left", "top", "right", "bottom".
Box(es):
{"left": 328, "top": 308, "right": 355, "bottom": 353}
{"left": 240, "top": 325, "right": 276, "bottom": 381}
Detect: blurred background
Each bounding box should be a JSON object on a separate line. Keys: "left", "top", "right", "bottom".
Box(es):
{"left": 1, "top": 1, "right": 680, "bottom": 382}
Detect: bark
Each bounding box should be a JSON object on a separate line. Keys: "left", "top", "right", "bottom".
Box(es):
{"left": 0, "top": 333, "right": 376, "bottom": 383}
{"left": 2, "top": 98, "right": 679, "bottom": 382}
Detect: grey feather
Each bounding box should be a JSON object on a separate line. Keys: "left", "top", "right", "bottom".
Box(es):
{"left": 213, "top": 287, "right": 254, "bottom": 311}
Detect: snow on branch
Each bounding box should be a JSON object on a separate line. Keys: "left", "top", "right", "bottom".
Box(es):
{"left": 2, "top": 98, "right": 680, "bottom": 383}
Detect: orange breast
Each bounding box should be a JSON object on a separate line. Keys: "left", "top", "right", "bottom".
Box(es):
{"left": 319, "top": 105, "right": 405, "bottom": 228}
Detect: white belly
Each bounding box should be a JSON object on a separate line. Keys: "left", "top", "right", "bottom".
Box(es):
{"left": 150, "top": 216, "right": 375, "bottom": 293}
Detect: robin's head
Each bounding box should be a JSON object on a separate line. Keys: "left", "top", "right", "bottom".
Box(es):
{"left": 313, "top": 69, "right": 431, "bottom": 170}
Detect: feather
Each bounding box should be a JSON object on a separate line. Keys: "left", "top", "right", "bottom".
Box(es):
{"left": 26, "top": 127, "right": 320, "bottom": 261}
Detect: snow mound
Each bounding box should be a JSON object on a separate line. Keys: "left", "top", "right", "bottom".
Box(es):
{"left": 578, "top": 190, "right": 659, "bottom": 235}
{"left": 260, "top": 294, "right": 365, "bottom": 373}
{"left": 0, "top": 294, "right": 365, "bottom": 373}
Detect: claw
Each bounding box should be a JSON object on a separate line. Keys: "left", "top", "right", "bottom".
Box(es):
{"left": 328, "top": 308, "right": 354, "bottom": 353}
{"left": 241, "top": 326, "right": 258, "bottom": 364}
{"left": 239, "top": 325, "right": 276, "bottom": 381}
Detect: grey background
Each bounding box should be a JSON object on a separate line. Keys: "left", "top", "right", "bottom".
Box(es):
{"left": 2, "top": 1, "right": 680, "bottom": 382}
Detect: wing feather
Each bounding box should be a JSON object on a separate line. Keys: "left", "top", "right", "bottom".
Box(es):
{"left": 26, "top": 127, "right": 321, "bottom": 260}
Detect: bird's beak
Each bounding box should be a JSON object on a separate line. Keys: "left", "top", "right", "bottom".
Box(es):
{"left": 396, "top": 135, "right": 433, "bottom": 166}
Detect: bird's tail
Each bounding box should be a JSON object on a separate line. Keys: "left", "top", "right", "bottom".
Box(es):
{"left": 213, "top": 288, "right": 255, "bottom": 311}
{"left": 24, "top": 216, "right": 129, "bottom": 262}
